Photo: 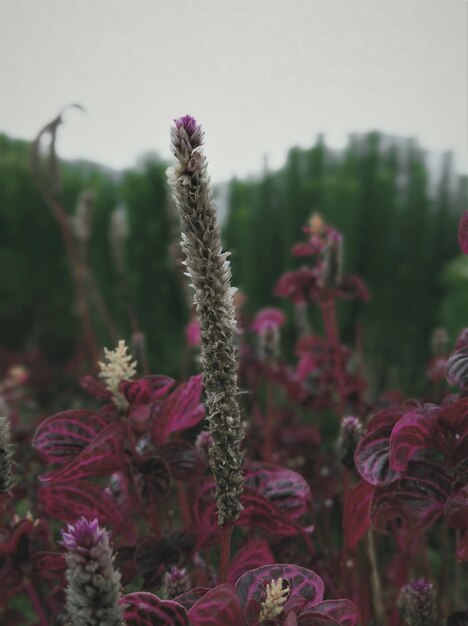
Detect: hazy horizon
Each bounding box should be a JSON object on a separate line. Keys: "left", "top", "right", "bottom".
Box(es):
{"left": 1, "top": 0, "right": 466, "bottom": 182}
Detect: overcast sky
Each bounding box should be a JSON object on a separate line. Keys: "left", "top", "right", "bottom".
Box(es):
{"left": 1, "top": 0, "right": 466, "bottom": 181}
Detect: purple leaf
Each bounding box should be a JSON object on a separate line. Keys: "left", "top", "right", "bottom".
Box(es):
{"left": 244, "top": 463, "right": 311, "bottom": 520}
{"left": 134, "top": 536, "right": 180, "bottom": 588}
{"left": 158, "top": 440, "right": 202, "bottom": 480}
{"left": 235, "top": 564, "right": 324, "bottom": 613}
{"left": 239, "top": 486, "right": 305, "bottom": 537}
{"left": 335, "top": 275, "right": 370, "bottom": 302}
{"left": 174, "top": 588, "right": 209, "bottom": 611}
{"left": 31, "top": 551, "right": 66, "bottom": 572}
{"left": 121, "top": 592, "right": 188, "bottom": 626}
{"left": 39, "top": 480, "right": 124, "bottom": 529}
{"left": 343, "top": 479, "right": 374, "bottom": 550}
{"left": 297, "top": 615, "right": 340, "bottom": 625}
{"left": 458, "top": 210, "right": 468, "bottom": 253}
{"left": 389, "top": 409, "right": 437, "bottom": 472}
{"left": 227, "top": 539, "right": 275, "bottom": 584}
{"left": 355, "top": 423, "right": 403, "bottom": 486}
{"left": 188, "top": 584, "right": 244, "bottom": 626}
{"left": 301, "top": 599, "right": 360, "bottom": 625}
{"left": 370, "top": 461, "right": 452, "bottom": 532}
{"left": 133, "top": 456, "right": 172, "bottom": 503}
{"left": 445, "top": 459, "right": 468, "bottom": 529}
{"left": 151, "top": 375, "right": 205, "bottom": 445}
{"left": 122, "top": 376, "right": 176, "bottom": 421}
{"left": 80, "top": 375, "right": 113, "bottom": 400}
{"left": 32, "top": 409, "right": 110, "bottom": 464}
{"left": 40, "top": 422, "right": 125, "bottom": 483}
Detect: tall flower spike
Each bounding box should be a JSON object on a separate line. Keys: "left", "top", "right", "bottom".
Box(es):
{"left": 397, "top": 578, "right": 437, "bottom": 626}
{"left": 61, "top": 517, "right": 124, "bottom": 626}
{"left": 98, "top": 339, "right": 137, "bottom": 411}
{"left": 0, "top": 415, "right": 13, "bottom": 493}
{"left": 339, "top": 415, "right": 365, "bottom": 470}
{"left": 168, "top": 115, "right": 245, "bottom": 525}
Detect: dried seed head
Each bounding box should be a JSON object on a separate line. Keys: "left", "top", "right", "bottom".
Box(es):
{"left": 339, "top": 416, "right": 365, "bottom": 470}
{"left": 0, "top": 415, "right": 13, "bottom": 494}
{"left": 168, "top": 115, "right": 244, "bottom": 526}
{"left": 319, "top": 231, "right": 343, "bottom": 290}
{"left": 98, "top": 340, "right": 137, "bottom": 410}
{"left": 397, "top": 578, "right": 437, "bottom": 626}
{"left": 259, "top": 577, "right": 290, "bottom": 621}
{"left": 61, "top": 517, "right": 124, "bottom": 626}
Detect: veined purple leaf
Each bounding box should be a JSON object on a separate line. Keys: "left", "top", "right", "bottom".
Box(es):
{"left": 235, "top": 564, "right": 324, "bottom": 613}
{"left": 297, "top": 615, "right": 339, "bottom": 625}
{"left": 134, "top": 536, "right": 180, "bottom": 588}
{"left": 370, "top": 461, "right": 452, "bottom": 532}
{"left": 151, "top": 375, "right": 205, "bottom": 445}
{"left": 227, "top": 539, "right": 275, "bottom": 584}
{"left": 122, "top": 376, "right": 176, "bottom": 422}
{"left": 301, "top": 600, "right": 360, "bottom": 626}
{"left": 355, "top": 424, "right": 403, "bottom": 486}
{"left": 39, "top": 480, "right": 124, "bottom": 529}
{"left": 174, "top": 588, "right": 209, "bottom": 611}
{"left": 32, "top": 409, "right": 110, "bottom": 464}
{"left": 133, "top": 456, "right": 172, "bottom": 503}
{"left": 39, "top": 422, "right": 125, "bottom": 483}
{"left": 244, "top": 463, "right": 311, "bottom": 520}
{"left": 239, "top": 486, "right": 305, "bottom": 537}
{"left": 445, "top": 459, "right": 468, "bottom": 529}
{"left": 188, "top": 478, "right": 220, "bottom": 548}
{"left": 438, "top": 397, "right": 468, "bottom": 434}
{"left": 458, "top": 210, "right": 468, "bottom": 253}
{"left": 389, "top": 409, "right": 437, "bottom": 472}
{"left": 457, "top": 532, "right": 468, "bottom": 562}
{"left": 366, "top": 406, "right": 408, "bottom": 432}
{"left": 158, "top": 440, "right": 202, "bottom": 480}
{"left": 120, "top": 592, "right": 188, "bottom": 626}
{"left": 187, "top": 584, "right": 244, "bottom": 626}
{"left": 335, "top": 275, "right": 369, "bottom": 302}
{"left": 80, "top": 375, "right": 113, "bottom": 400}
{"left": 343, "top": 479, "right": 374, "bottom": 550}
{"left": 31, "top": 551, "right": 66, "bottom": 572}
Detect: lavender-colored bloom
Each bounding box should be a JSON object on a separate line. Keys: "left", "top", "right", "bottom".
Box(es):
{"left": 339, "top": 416, "right": 365, "bottom": 470}
{"left": 61, "top": 517, "right": 124, "bottom": 626}
{"left": 163, "top": 566, "right": 191, "bottom": 599}
{"left": 168, "top": 115, "right": 244, "bottom": 526}
{"left": 397, "top": 578, "right": 437, "bottom": 626}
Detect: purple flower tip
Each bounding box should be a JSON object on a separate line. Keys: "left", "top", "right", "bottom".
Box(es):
{"left": 251, "top": 307, "right": 286, "bottom": 334}
{"left": 174, "top": 114, "right": 198, "bottom": 135}
{"left": 61, "top": 516, "right": 106, "bottom": 554}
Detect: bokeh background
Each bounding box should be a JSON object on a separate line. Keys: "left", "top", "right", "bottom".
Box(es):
{"left": 0, "top": 0, "right": 467, "bottom": 400}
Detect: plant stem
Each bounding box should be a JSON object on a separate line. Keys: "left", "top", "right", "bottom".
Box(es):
{"left": 366, "top": 530, "right": 386, "bottom": 625}
{"left": 218, "top": 521, "right": 234, "bottom": 583}
{"left": 321, "top": 299, "right": 346, "bottom": 414}
{"left": 24, "top": 578, "right": 48, "bottom": 626}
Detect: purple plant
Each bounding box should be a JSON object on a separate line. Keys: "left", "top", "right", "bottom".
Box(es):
{"left": 397, "top": 578, "right": 437, "bottom": 626}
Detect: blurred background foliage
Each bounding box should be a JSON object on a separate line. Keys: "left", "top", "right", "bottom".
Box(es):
{"left": 0, "top": 130, "right": 466, "bottom": 397}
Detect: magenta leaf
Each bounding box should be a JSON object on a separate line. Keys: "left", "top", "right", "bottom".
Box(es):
{"left": 355, "top": 423, "right": 403, "bottom": 486}
{"left": 297, "top": 615, "right": 340, "bottom": 625}
{"left": 239, "top": 486, "right": 305, "bottom": 537}
{"left": 32, "top": 409, "right": 110, "bottom": 464}
{"left": 39, "top": 480, "right": 124, "bottom": 529}
{"left": 188, "top": 584, "right": 244, "bottom": 626}
{"left": 235, "top": 564, "right": 324, "bottom": 613}
{"left": 39, "top": 422, "right": 125, "bottom": 483}
{"left": 31, "top": 551, "right": 66, "bottom": 572}
{"left": 122, "top": 375, "right": 176, "bottom": 405}
{"left": 370, "top": 461, "right": 452, "bottom": 532}
{"left": 457, "top": 532, "right": 468, "bottom": 562}
{"left": 151, "top": 375, "right": 205, "bottom": 445}
{"left": 227, "top": 539, "right": 275, "bottom": 584}
{"left": 335, "top": 276, "right": 369, "bottom": 302}
{"left": 174, "top": 588, "right": 210, "bottom": 611}
{"left": 244, "top": 463, "right": 311, "bottom": 520}
{"left": 158, "top": 441, "right": 202, "bottom": 481}
{"left": 445, "top": 459, "right": 468, "bottom": 529}
{"left": 80, "top": 375, "right": 113, "bottom": 399}
{"left": 301, "top": 599, "right": 360, "bottom": 626}
{"left": 389, "top": 409, "right": 437, "bottom": 472}
{"left": 133, "top": 456, "right": 172, "bottom": 503}
{"left": 343, "top": 479, "right": 374, "bottom": 550}
{"left": 458, "top": 210, "right": 468, "bottom": 253}
{"left": 121, "top": 592, "right": 188, "bottom": 626}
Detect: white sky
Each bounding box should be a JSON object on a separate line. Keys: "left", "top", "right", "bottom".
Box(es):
{"left": 1, "top": 0, "right": 467, "bottom": 181}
